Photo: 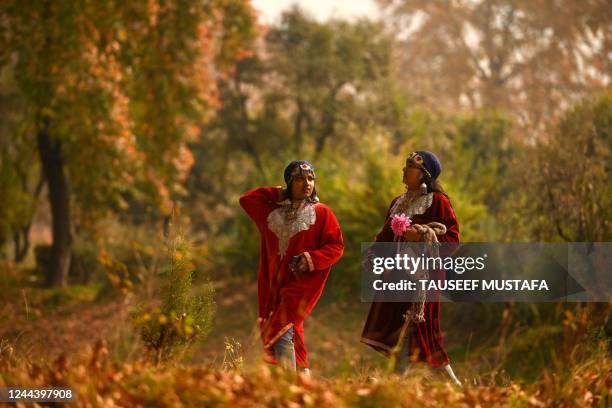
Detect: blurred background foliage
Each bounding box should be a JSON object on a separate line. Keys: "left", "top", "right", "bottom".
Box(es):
{"left": 0, "top": 0, "right": 610, "bottom": 390}
{"left": 0, "top": 1, "right": 609, "bottom": 280}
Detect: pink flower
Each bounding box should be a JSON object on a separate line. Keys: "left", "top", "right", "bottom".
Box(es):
{"left": 391, "top": 213, "right": 412, "bottom": 237}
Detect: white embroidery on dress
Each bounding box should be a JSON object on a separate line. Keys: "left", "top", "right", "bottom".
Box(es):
{"left": 267, "top": 203, "right": 316, "bottom": 258}
{"left": 389, "top": 191, "right": 433, "bottom": 217}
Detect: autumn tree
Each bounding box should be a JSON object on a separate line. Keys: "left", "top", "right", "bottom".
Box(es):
{"left": 380, "top": 0, "right": 611, "bottom": 132}
{"left": 0, "top": 0, "right": 256, "bottom": 286}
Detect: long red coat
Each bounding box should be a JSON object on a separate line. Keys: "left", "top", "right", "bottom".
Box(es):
{"left": 360, "top": 191, "right": 459, "bottom": 368}
{"left": 240, "top": 187, "right": 344, "bottom": 368}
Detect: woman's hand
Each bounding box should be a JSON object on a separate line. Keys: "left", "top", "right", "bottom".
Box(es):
{"left": 403, "top": 226, "right": 423, "bottom": 242}
{"left": 291, "top": 254, "right": 310, "bottom": 276}
{"left": 296, "top": 256, "right": 309, "bottom": 274}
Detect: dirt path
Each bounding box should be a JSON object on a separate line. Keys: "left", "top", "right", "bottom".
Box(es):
{"left": 0, "top": 291, "right": 129, "bottom": 363}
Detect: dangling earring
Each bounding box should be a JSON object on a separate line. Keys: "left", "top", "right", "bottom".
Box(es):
{"left": 419, "top": 182, "right": 428, "bottom": 194}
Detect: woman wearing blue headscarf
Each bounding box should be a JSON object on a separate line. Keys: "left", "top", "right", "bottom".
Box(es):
{"left": 360, "top": 151, "right": 462, "bottom": 386}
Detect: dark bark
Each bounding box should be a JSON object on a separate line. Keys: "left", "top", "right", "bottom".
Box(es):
{"left": 224, "top": 75, "right": 267, "bottom": 180}
{"left": 12, "top": 227, "right": 29, "bottom": 263}
{"left": 37, "top": 123, "right": 72, "bottom": 287}
{"left": 293, "top": 97, "right": 305, "bottom": 155}
{"left": 314, "top": 82, "right": 345, "bottom": 154}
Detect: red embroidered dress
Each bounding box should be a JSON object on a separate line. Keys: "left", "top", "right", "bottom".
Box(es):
{"left": 240, "top": 187, "right": 344, "bottom": 368}
{"left": 360, "top": 191, "right": 459, "bottom": 368}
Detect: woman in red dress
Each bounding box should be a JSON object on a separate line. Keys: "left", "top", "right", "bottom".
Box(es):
{"left": 360, "top": 151, "right": 462, "bottom": 386}
{"left": 240, "top": 160, "right": 344, "bottom": 373}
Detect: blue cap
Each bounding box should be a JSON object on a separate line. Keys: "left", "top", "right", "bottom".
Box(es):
{"left": 407, "top": 151, "right": 442, "bottom": 180}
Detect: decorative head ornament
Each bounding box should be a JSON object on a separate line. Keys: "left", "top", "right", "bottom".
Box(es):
{"left": 284, "top": 160, "right": 316, "bottom": 184}
{"left": 283, "top": 160, "right": 318, "bottom": 202}
{"left": 407, "top": 151, "right": 442, "bottom": 180}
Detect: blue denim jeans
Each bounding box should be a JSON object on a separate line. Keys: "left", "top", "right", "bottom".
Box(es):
{"left": 273, "top": 326, "right": 296, "bottom": 370}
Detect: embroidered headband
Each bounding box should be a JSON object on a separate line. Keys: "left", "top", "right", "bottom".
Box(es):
{"left": 284, "top": 160, "right": 316, "bottom": 184}
{"left": 407, "top": 151, "right": 441, "bottom": 180}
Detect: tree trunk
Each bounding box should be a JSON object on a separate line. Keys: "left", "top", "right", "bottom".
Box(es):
{"left": 12, "top": 227, "right": 30, "bottom": 263}
{"left": 293, "top": 97, "right": 305, "bottom": 155}
{"left": 37, "top": 124, "right": 72, "bottom": 287}
{"left": 314, "top": 83, "right": 345, "bottom": 154}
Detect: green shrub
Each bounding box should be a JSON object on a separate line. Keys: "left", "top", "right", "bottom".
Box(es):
{"left": 132, "top": 215, "right": 215, "bottom": 364}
